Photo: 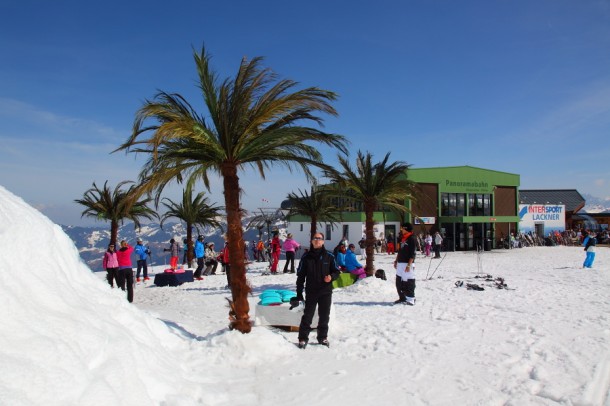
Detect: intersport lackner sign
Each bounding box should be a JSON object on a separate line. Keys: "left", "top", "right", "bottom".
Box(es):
{"left": 518, "top": 204, "right": 565, "bottom": 233}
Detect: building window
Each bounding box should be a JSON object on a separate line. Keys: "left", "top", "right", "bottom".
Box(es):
{"left": 342, "top": 224, "right": 349, "bottom": 241}
{"left": 300, "top": 224, "right": 303, "bottom": 232}
{"left": 469, "top": 194, "right": 493, "bottom": 216}
{"left": 325, "top": 224, "right": 331, "bottom": 240}
{"left": 441, "top": 193, "right": 467, "bottom": 216}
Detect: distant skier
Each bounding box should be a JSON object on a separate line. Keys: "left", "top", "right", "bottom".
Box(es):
{"left": 134, "top": 239, "right": 150, "bottom": 282}
{"left": 583, "top": 231, "right": 597, "bottom": 268}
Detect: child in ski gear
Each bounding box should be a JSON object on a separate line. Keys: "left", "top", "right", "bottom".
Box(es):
{"left": 194, "top": 235, "right": 205, "bottom": 280}
{"left": 296, "top": 232, "right": 340, "bottom": 348}
{"left": 134, "top": 239, "right": 150, "bottom": 282}
{"left": 164, "top": 238, "right": 180, "bottom": 270}
{"left": 282, "top": 233, "right": 300, "bottom": 273}
{"left": 345, "top": 244, "right": 366, "bottom": 279}
{"left": 102, "top": 243, "right": 119, "bottom": 288}
{"left": 116, "top": 240, "right": 134, "bottom": 303}
{"left": 394, "top": 223, "right": 417, "bottom": 305}
{"left": 583, "top": 232, "right": 597, "bottom": 268}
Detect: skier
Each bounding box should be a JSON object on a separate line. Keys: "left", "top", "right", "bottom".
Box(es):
{"left": 134, "top": 239, "right": 150, "bottom": 282}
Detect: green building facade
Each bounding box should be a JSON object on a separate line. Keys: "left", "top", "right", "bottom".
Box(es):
{"left": 285, "top": 166, "right": 520, "bottom": 252}
{"left": 407, "top": 166, "right": 520, "bottom": 250}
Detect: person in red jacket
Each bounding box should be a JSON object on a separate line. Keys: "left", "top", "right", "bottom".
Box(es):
{"left": 270, "top": 231, "right": 282, "bottom": 274}
{"left": 220, "top": 241, "right": 231, "bottom": 289}
{"left": 115, "top": 240, "right": 135, "bottom": 303}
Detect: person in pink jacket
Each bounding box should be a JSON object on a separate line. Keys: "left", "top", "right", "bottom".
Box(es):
{"left": 115, "top": 240, "right": 134, "bottom": 303}
{"left": 282, "top": 233, "right": 301, "bottom": 274}
{"left": 102, "top": 243, "right": 119, "bottom": 287}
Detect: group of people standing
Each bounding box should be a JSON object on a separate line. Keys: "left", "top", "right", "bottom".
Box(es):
{"left": 102, "top": 240, "right": 141, "bottom": 303}
{"left": 193, "top": 235, "right": 231, "bottom": 288}
{"left": 252, "top": 232, "right": 302, "bottom": 274}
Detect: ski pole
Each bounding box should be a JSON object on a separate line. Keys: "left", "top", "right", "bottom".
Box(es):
{"left": 425, "top": 256, "right": 433, "bottom": 280}
{"left": 428, "top": 252, "right": 447, "bottom": 279}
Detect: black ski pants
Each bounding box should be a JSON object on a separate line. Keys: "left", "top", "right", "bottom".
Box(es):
{"left": 299, "top": 291, "right": 332, "bottom": 342}
{"left": 194, "top": 257, "right": 205, "bottom": 278}
{"left": 136, "top": 259, "right": 148, "bottom": 279}
{"left": 106, "top": 267, "right": 118, "bottom": 288}
{"left": 283, "top": 251, "right": 296, "bottom": 273}
{"left": 395, "top": 276, "right": 415, "bottom": 300}
{"left": 117, "top": 267, "right": 134, "bottom": 303}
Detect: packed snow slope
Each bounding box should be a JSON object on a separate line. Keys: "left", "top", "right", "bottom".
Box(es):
{"left": 0, "top": 184, "right": 609, "bottom": 406}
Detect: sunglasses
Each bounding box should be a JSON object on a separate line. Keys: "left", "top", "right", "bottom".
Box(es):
{"left": 312, "top": 237, "right": 324, "bottom": 241}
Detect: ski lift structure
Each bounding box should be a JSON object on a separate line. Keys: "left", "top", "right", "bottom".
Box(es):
{"left": 247, "top": 208, "right": 289, "bottom": 241}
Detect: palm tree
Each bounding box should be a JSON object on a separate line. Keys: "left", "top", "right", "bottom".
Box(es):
{"left": 114, "top": 46, "right": 347, "bottom": 333}
{"left": 284, "top": 182, "right": 343, "bottom": 244}
{"left": 159, "top": 188, "right": 223, "bottom": 266}
{"left": 324, "top": 151, "right": 416, "bottom": 276}
{"left": 75, "top": 180, "right": 158, "bottom": 245}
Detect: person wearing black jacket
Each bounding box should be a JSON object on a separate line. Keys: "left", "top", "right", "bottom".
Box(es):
{"left": 394, "top": 222, "right": 417, "bottom": 305}
{"left": 295, "top": 232, "right": 340, "bottom": 349}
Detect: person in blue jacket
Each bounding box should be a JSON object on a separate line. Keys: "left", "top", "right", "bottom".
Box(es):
{"left": 335, "top": 244, "right": 347, "bottom": 271}
{"left": 583, "top": 231, "right": 597, "bottom": 268}
{"left": 134, "top": 239, "right": 150, "bottom": 282}
{"left": 193, "top": 234, "right": 205, "bottom": 280}
{"left": 345, "top": 244, "right": 366, "bottom": 279}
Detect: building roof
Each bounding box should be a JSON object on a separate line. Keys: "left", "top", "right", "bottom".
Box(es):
{"left": 519, "top": 189, "right": 585, "bottom": 212}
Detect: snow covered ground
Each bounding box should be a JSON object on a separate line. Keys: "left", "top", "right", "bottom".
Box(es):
{"left": 1, "top": 184, "right": 609, "bottom": 406}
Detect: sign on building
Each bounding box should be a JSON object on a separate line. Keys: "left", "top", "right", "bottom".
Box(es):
{"left": 518, "top": 204, "right": 565, "bottom": 233}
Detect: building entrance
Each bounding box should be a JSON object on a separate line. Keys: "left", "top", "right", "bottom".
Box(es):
{"left": 440, "top": 222, "right": 494, "bottom": 251}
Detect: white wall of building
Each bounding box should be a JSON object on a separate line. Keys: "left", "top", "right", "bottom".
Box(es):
{"left": 285, "top": 220, "right": 401, "bottom": 254}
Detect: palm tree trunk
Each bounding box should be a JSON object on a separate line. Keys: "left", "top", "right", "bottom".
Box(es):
{"left": 110, "top": 220, "right": 119, "bottom": 246}
{"left": 221, "top": 163, "right": 251, "bottom": 333}
{"left": 186, "top": 222, "right": 194, "bottom": 267}
{"left": 364, "top": 202, "right": 376, "bottom": 276}
{"left": 309, "top": 216, "right": 317, "bottom": 249}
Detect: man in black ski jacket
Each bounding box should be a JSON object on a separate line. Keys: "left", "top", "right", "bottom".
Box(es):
{"left": 295, "top": 232, "right": 340, "bottom": 349}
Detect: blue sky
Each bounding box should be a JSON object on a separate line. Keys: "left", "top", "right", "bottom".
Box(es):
{"left": 1, "top": 0, "right": 609, "bottom": 226}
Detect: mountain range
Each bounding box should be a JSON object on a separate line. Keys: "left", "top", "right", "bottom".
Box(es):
{"left": 581, "top": 194, "right": 610, "bottom": 214}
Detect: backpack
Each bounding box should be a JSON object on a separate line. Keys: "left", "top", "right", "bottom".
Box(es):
{"left": 375, "top": 269, "right": 387, "bottom": 280}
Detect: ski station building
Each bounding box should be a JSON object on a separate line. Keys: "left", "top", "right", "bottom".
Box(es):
{"left": 285, "top": 166, "right": 587, "bottom": 251}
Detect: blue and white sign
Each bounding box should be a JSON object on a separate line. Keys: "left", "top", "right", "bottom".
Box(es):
{"left": 414, "top": 217, "right": 436, "bottom": 225}
{"left": 518, "top": 204, "right": 565, "bottom": 233}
